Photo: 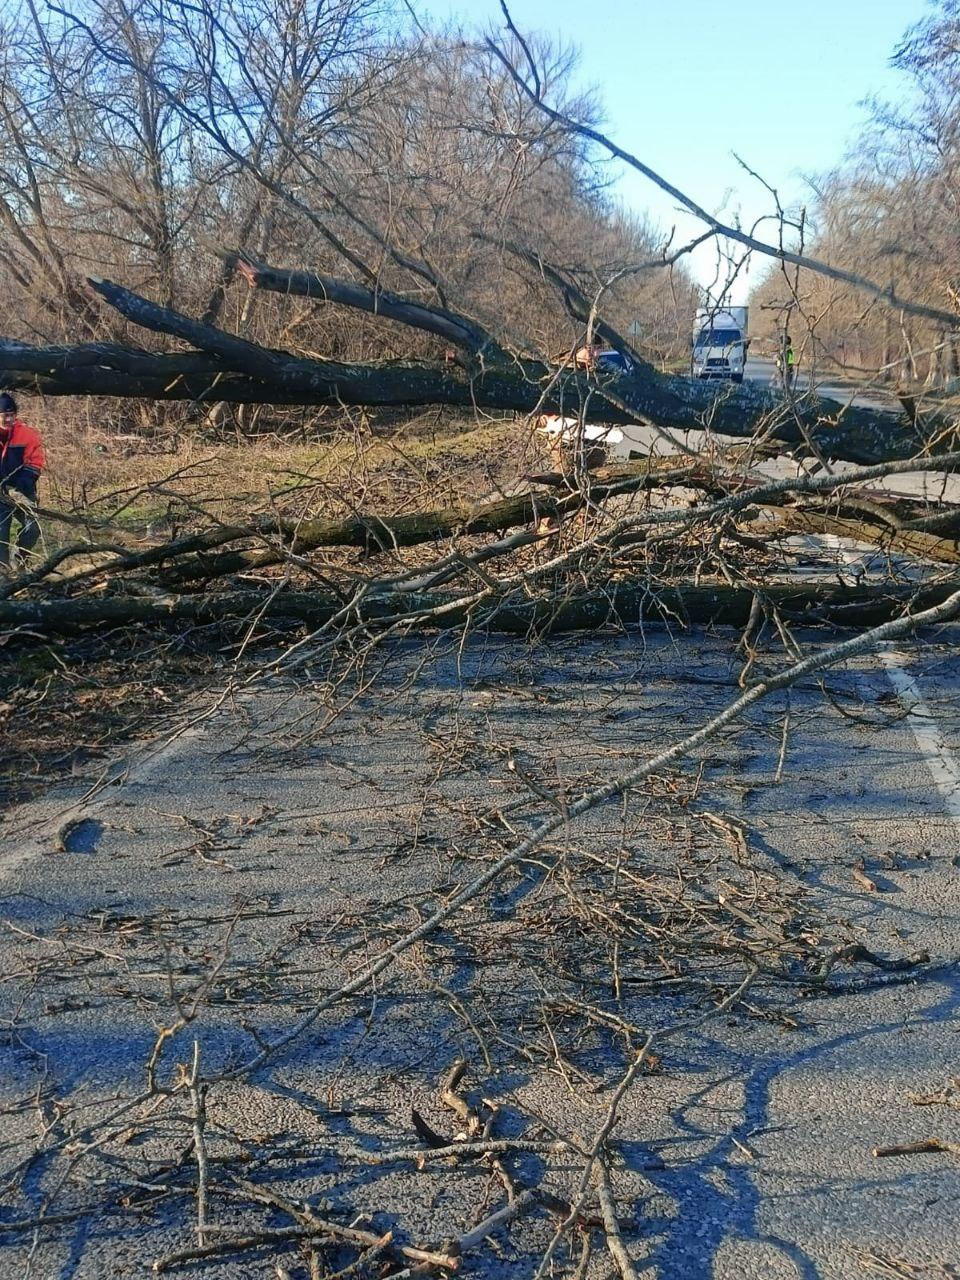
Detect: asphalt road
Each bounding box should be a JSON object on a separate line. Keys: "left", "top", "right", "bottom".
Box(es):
{"left": 609, "top": 358, "right": 960, "bottom": 506}
{"left": 744, "top": 355, "right": 898, "bottom": 412}
{"left": 1, "top": 628, "right": 959, "bottom": 1278}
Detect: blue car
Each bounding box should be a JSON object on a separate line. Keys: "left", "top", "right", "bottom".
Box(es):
{"left": 595, "top": 349, "right": 635, "bottom": 375}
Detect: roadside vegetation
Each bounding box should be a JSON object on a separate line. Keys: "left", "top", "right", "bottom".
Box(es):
{"left": 2, "top": 2, "right": 960, "bottom": 1277}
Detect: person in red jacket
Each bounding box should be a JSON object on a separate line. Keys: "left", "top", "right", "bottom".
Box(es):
{"left": 0, "top": 393, "right": 46, "bottom": 571}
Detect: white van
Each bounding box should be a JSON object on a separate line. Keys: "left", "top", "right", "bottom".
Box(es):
{"left": 691, "top": 306, "right": 749, "bottom": 383}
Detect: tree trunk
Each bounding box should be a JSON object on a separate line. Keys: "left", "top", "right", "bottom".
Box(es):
{"left": 0, "top": 334, "right": 946, "bottom": 469}
{"left": 1, "top": 580, "right": 955, "bottom": 637}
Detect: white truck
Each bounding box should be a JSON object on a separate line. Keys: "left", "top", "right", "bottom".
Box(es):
{"left": 691, "top": 305, "right": 749, "bottom": 383}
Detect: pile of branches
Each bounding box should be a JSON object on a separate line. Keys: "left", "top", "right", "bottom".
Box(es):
{"left": 0, "top": 732, "right": 932, "bottom": 1277}
{"left": 1, "top": 2, "right": 959, "bottom": 653}
{"left": 1, "top": 271, "right": 960, "bottom": 646}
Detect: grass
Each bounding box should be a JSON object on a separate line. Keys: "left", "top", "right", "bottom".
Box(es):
{"left": 35, "top": 408, "right": 528, "bottom": 539}
{"left": 1, "top": 406, "right": 544, "bottom": 806}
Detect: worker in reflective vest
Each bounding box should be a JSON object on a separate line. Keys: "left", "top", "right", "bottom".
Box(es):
{"left": 776, "top": 334, "right": 797, "bottom": 390}
{"left": 0, "top": 393, "right": 46, "bottom": 571}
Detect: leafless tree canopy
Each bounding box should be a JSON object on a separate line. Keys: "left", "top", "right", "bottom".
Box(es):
{"left": 0, "top": 0, "right": 696, "bottom": 391}
{"left": 751, "top": 2, "right": 960, "bottom": 385}
{"left": 2, "top": 7, "right": 960, "bottom": 1277}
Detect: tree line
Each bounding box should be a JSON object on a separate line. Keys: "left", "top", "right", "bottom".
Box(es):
{"left": 751, "top": 1, "right": 960, "bottom": 387}
{"left": 0, "top": 0, "right": 698, "bottom": 434}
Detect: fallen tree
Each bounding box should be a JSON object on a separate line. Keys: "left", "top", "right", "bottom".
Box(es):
{"left": 0, "top": 274, "right": 956, "bottom": 468}
{"left": 1, "top": 62, "right": 958, "bottom": 642}
{"left": 1, "top": 579, "right": 957, "bottom": 636}
{"left": 5, "top": 14, "right": 960, "bottom": 1280}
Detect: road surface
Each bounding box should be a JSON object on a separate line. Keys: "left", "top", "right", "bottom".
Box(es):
{"left": 744, "top": 355, "right": 898, "bottom": 413}
{"left": 1, "top": 627, "right": 959, "bottom": 1278}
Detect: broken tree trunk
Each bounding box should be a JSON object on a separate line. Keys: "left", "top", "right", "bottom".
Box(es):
{"left": 1, "top": 277, "right": 956, "bottom": 468}
{"left": 1, "top": 580, "right": 956, "bottom": 637}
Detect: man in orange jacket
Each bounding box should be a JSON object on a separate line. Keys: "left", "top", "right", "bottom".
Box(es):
{"left": 0, "top": 392, "right": 46, "bottom": 571}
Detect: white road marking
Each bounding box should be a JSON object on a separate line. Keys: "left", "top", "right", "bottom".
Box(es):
{"left": 878, "top": 645, "right": 960, "bottom": 828}
{"left": 819, "top": 533, "right": 960, "bottom": 841}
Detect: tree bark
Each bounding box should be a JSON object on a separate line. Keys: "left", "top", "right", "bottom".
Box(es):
{"left": 0, "top": 333, "right": 947, "bottom": 470}
{"left": 1, "top": 580, "right": 955, "bottom": 636}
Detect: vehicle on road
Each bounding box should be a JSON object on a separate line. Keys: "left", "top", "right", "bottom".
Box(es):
{"left": 534, "top": 349, "right": 637, "bottom": 468}
{"left": 691, "top": 305, "right": 749, "bottom": 383}
{"left": 595, "top": 348, "right": 635, "bottom": 375}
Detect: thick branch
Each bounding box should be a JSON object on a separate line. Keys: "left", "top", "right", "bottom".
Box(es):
{"left": 766, "top": 507, "right": 960, "bottom": 565}
{"left": 2, "top": 331, "right": 952, "bottom": 468}
{"left": 236, "top": 256, "right": 505, "bottom": 358}
{"left": 156, "top": 460, "right": 695, "bottom": 585}
{"left": 0, "top": 580, "right": 956, "bottom": 636}
{"left": 85, "top": 277, "right": 310, "bottom": 386}
{"left": 4, "top": 276, "right": 958, "bottom": 468}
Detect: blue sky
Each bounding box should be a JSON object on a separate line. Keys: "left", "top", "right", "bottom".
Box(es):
{"left": 418, "top": 0, "right": 925, "bottom": 300}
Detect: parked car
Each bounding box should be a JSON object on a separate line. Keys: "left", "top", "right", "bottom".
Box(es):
{"left": 596, "top": 349, "right": 635, "bottom": 375}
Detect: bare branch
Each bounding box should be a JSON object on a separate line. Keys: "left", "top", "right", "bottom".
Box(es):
{"left": 487, "top": 10, "right": 960, "bottom": 331}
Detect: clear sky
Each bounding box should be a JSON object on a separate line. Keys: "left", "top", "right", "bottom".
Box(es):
{"left": 417, "top": 0, "right": 925, "bottom": 301}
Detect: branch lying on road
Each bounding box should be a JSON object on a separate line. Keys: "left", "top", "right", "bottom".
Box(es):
{"left": 764, "top": 507, "right": 960, "bottom": 565}
{"left": 222, "top": 579, "right": 960, "bottom": 1081}
{"left": 1, "top": 579, "right": 956, "bottom": 637}
{"left": 153, "top": 458, "right": 696, "bottom": 586}
{"left": 4, "top": 450, "right": 958, "bottom": 607}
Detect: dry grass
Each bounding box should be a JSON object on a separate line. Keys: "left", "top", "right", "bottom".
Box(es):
{"left": 33, "top": 403, "right": 535, "bottom": 537}
{"left": 1, "top": 405, "right": 546, "bottom": 806}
